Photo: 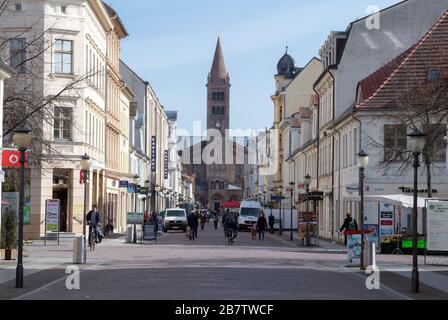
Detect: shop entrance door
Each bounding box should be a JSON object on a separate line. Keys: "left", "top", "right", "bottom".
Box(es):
{"left": 53, "top": 188, "right": 68, "bottom": 232}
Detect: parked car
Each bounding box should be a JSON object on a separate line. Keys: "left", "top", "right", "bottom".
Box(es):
{"left": 163, "top": 208, "right": 187, "bottom": 232}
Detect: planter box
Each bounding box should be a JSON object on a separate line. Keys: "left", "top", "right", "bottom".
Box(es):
{"left": 0, "top": 249, "right": 18, "bottom": 260}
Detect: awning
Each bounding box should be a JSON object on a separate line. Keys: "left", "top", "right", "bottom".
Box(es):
{"left": 344, "top": 194, "right": 427, "bottom": 208}
{"left": 228, "top": 184, "right": 242, "bottom": 191}
{"left": 221, "top": 200, "right": 240, "bottom": 209}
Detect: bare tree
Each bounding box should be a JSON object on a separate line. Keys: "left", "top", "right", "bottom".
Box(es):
{"left": 0, "top": 0, "right": 101, "bottom": 168}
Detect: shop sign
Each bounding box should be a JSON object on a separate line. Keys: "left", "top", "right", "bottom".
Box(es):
{"left": 151, "top": 136, "right": 157, "bottom": 172}
{"left": 119, "top": 180, "right": 129, "bottom": 188}
{"left": 164, "top": 150, "right": 169, "bottom": 179}
{"left": 399, "top": 186, "right": 438, "bottom": 194}
{"left": 1, "top": 150, "right": 26, "bottom": 168}
{"left": 45, "top": 199, "right": 60, "bottom": 232}
{"left": 379, "top": 202, "right": 394, "bottom": 237}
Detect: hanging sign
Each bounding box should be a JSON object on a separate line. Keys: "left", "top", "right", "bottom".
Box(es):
{"left": 151, "top": 136, "right": 157, "bottom": 172}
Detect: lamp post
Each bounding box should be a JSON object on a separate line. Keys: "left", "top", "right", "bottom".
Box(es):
{"left": 80, "top": 153, "right": 91, "bottom": 264}
{"left": 277, "top": 186, "right": 283, "bottom": 236}
{"left": 13, "top": 127, "right": 31, "bottom": 288}
{"left": 408, "top": 129, "right": 426, "bottom": 293}
{"left": 133, "top": 175, "right": 139, "bottom": 243}
{"left": 289, "top": 181, "right": 295, "bottom": 241}
{"left": 357, "top": 150, "right": 369, "bottom": 270}
{"left": 145, "top": 179, "right": 150, "bottom": 220}
{"left": 154, "top": 185, "right": 161, "bottom": 212}
{"left": 304, "top": 174, "right": 311, "bottom": 247}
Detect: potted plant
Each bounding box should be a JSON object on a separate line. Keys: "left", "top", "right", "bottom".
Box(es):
{"left": 1, "top": 209, "right": 17, "bottom": 260}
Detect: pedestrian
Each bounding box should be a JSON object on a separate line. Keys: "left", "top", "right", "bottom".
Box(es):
{"left": 339, "top": 213, "right": 358, "bottom": 245}
{"left": 256, "top": 212, "right": 268, "bottom": 240}
{"left": 268, "top": 212, "right": 275, "bottom": 234}
{"left": 188, "top": 211, "right": 199, "bottom": 240}
{"left": 213, "top": 212, "right": 219, "bottom": 230}
{"left": 200, "top": 211, "right": 206, "bottom": 230}
{"left": 105, "top": 219, "right": 114, "bottom": 237}
{"left": 151, "top": 211, "right": 157, "bottom": 222}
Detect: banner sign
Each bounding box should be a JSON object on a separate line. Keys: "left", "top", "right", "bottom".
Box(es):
{"left": 164, "top": 150, "right": 169, "bottom": 179}
{"left": 379, "top": 202, "right": 394, "bottom": 237}
{"left": 127, "top": 212, "right": 144, "bottom": 225}
{"left": 364, "top": 224, "right": 379, "bottom": 250}
{"left": 1, "top": 150, "right": 27, "bottom": 168}
{"left": 134, "top": 185, "right": 141, "bottom": 194}
{"left": 140, "top": 187, "right": 149, "bottom": 195}
{"left": 151, "top": 136, "right": 157, "bottom": 172}
{"left": 127, "top": 184, "right": 135, "bottom": 193}
{"left": 427, "top": 200, "right": 448, "bottom": 252}
{"left": 347, "top": 234, "right": 362, "bottom": 264}
{"left": 45, "top": 199, "right": 60, "bottom": 232}
{"left": 119, "top": 180, "right": 129, "bottom": 188}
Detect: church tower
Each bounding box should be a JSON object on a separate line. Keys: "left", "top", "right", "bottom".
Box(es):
{"left": 207, "top": 37, "right": 230, "bottom": 136}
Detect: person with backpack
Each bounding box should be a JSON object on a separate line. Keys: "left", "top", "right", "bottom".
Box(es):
{"left": 223, "top": 209, "right": 238, "bottom": 240}
{"left": 339, "top": 213, "right": 358, "bottom": 245}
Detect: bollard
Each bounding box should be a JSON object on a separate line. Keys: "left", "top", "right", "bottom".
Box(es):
{"left": 73, "top": 236, "right": 85, "bottom": 264}
{"left": 370, "top": 242, "right": 377, "bottom": 268}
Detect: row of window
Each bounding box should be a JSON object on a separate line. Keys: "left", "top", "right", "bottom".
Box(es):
{"left": 212, "top": 92, "right": 225, "bottom": 101}
{"left": 210, "top": 181, "right": 225, "bottom": 190}
{"left": 86, "top": 42, "right": 105, "bottom": 94}
{"left": 212, "top": 106, "right": 225, "bottom": 115}
{"left": 384, "top": 124, "right": 446, "bottom": 161}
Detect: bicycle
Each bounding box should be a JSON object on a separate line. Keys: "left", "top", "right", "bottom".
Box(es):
{"left": 225, "top": 228, "right": 237, "bottom": 245}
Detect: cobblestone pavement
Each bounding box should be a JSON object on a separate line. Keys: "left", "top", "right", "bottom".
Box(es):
{"left": 1, "top": 222, "right": 446, "bottom": 300}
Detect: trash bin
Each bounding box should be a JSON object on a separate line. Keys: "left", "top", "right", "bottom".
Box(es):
{"left": 73, "top": 236, "right": 85, "bottom": 264}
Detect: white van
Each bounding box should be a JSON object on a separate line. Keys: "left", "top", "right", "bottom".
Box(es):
{"left": 238, "top": 201, "right": 262, "bottom": 231}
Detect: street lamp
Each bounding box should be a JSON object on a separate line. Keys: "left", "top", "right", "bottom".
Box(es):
{"left": 145, "top": 179, "right": 150, "bottom": 220}
{"left": 408, "top": 129, "right": 426, "bottom": 293}
{"left": 13, "top": 127, "right": 31, "bottom": 288}
{"left": 304, "top": 174, "right": 311, "bottom": 247}
{"left": 133, "top": 175, "right": 139, "bottom": 244}
{"left": 289, "top": 181, "right": 295, "bottom": 241}
{"left": 277, "top": 186, "right": 283, "bottom": 236}
{"left": 357, "top": 150, "right": 369, "bottom": 270}
{"left": 154, "top": 184, "right": 161, "bottom": 212}
{"left": 80, "top": 153, "right": 91, "bottom": 264}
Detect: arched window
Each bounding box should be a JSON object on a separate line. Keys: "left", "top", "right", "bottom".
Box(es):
{"left": 216, "top": 180, "right": 220, "bottom": 189}
{"left": 211, "top": 181, "right": 215, "bottom": 189}
{"left": 221, "top": 182, "right": 225, "bottom": 190}
{"left": 212, "top": 106, "right": 216, "bottom": 115}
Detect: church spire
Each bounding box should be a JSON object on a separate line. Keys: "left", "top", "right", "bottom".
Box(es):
{"left": 210, "top": 37, "right": 228, "bottom": 81}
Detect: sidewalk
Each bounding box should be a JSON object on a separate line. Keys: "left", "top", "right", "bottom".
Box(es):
{"left": 271, "top": 230, "right": 448, "bottom": 297}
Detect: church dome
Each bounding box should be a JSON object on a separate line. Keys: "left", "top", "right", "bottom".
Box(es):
{"left": 277, "top": 48, "right": 296, "bottom": 77}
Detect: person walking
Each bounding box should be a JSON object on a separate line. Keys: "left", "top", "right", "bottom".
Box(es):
{"left": 213, "top": 212, "right": 219, "bottom": 230}
{"left": 256, "top": 212, "right": 268, "bottom": 240}
{"left": 339, "top": 213, "right": 358, "bottom": 245}
{"left": 200, "top": 211, "right": 206, "bottom": 231}
{"left": 187, "top": 211, "right": 198, "bottom": 240}
{"left": 268, "top": 212, "right": 275, "bottom": 234}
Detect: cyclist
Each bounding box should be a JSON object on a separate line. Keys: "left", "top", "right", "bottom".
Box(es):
{"left": 86, "top": 205, "right": 102, "bottom": 243}
{"left": 223, "top": 209, "right": 238, "bottom": 241}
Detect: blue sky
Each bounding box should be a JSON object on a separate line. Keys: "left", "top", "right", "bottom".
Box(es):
{"left": 108, "top": 0, "right": 401, "bottom": 133}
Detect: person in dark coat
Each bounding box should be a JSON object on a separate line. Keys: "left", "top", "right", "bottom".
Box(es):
{"left": 187, "top": 211, "right": 198, "bottom": 240}
{"left": 268, "top": 213, "right": 275, "bottom": 234}
{"left": 86, "top": 205, "right": 102, "bottom": 243}
{"left": 256, "top": 212, "right": 268, "bottom": 240}
{"left": 339, "top": 213, "right": 358, "bottom": 245}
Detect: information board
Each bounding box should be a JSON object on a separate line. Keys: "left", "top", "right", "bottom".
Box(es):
{"left": 45, "top": 199, "right": 60, "bottom": 232}
{"left": 127, "top": 212, "right": 144, "bottom": 225}
{"left": 427, "top": 200, "right": 448, "bottom": 252}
